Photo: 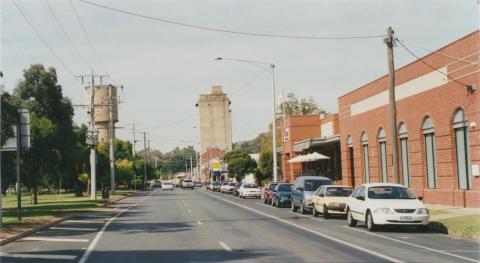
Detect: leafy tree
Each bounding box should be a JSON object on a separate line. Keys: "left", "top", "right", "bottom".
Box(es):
{"left": 115, "top": 159, "right": 134, "bottom": 186}
{"left": 224, "top": 148, "right": 257, "bottom": 182}
{"left": 279, "top": 92, "right": 326, "bottom": 116}
{"left": 1, "top": 91, "right": 18, "bottom": 145}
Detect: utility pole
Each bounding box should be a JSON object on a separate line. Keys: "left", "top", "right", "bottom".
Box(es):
{"left": 271, "top": 64, "right": 278, "bottom": 182}
{"left": 190, "top": 155, "right": 193, "bottom": 178}
{"left": 385, "top": 27, "right": 400, "bottom": 184}
{"left": 108, "top": 85, "right": 115, "bottom": 194}
{"left": 16, "top": 116, "right": 21, "bottom": 221}
{"left": 143, "top": 132, "right": 147, "bottom": 188}
{"left": 132, "top": 123, "right": 136, "bottom": 157}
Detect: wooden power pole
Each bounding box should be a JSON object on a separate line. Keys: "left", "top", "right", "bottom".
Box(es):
{"left": 386, "top": 27, "right": 400, "bottom": 184}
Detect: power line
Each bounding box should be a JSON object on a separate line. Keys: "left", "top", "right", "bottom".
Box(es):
{"left": 148, "top": 114, "right": 196, "bottom": 130}
{"left": 44, "top": 0, "right": 94, "bottom": 72}
{"left": 69, "top": 0, "right": 110, "bottom": 74}
{"left": 396, "top": 38, "right": 469, "bottom": 88}
{"left": 78, "top": 0, "right": 385, "bottom": 40}
{"left": 12, "top": 0, "right": 76, "bottom": 76}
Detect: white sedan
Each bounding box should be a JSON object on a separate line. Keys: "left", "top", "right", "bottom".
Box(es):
{"left": 161, "top": 181, "right": 174, "bottom": 191}
{"left": 239, "top": 183, "right": 261, "bottom": 199}
{"left": 346, "top": 183, "right": 429, "bottom": 231}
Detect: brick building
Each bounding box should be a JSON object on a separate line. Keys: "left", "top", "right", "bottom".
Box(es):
{"left": 338, "top": 31, "right": 479, "bottom": 207}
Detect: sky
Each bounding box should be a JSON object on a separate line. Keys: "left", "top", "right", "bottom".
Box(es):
{"left": 1, "top": 0, "right": 478, "bottom": 153}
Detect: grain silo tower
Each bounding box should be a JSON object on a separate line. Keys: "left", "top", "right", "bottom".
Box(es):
{"left": 92, "top": 85, "right": 118, "bottom": 143}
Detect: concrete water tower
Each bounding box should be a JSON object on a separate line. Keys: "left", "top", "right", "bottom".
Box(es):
{"left": 92, "top": 85, "right": 118, "bottom": 143}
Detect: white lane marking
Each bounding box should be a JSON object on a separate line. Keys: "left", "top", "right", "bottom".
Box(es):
{"left": 218, "top": 241, "right": 232, "bottom": 252}
{"left": 254, "top": 202, "right": 276, "bottom": 210}
{"left": 196, "top": 220, "right": 202, "bottom": 225}
{"left": 343, "top": 226, "right": 479, "bottom": 263}
{"left": 64, "top": 220, "right": 102, "bottom": 223}
{"left": 0, "top": 252, "right": 76, "bottom": 260}
{"left": 79, "top": 215, "right": 111, "bottom": 218}
{"left": 23, "top": 237, "right": 89, "bottom": 242}
{"left": 201, "top": 191, "right": 402, "bottom": 263}
{"left": 79, "top": 192, "right": 154, "bottom": 263}
{"left": 188, "top": 209, "right": 192, "bottom": 214}
{"left": 50, "top": 227, "right": 97, "bottom": 231}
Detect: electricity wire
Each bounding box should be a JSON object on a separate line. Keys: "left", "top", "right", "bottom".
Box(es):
{"left": 77, "top": 0, "right": 385, "bottom": 40}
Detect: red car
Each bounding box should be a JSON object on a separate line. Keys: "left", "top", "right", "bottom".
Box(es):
{"left": 263, "top": 182, "right": 282, "bottom": 205}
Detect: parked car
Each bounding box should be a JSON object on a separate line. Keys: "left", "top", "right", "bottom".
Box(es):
{"left": 291, "top": 176, "right": 332, "bottom": 214}
{"left": 263, "top": 182, "right": 281, "bottom": 204}
{"left": 161, "top": 181, "right": 174, "bottom": 191}
{"left": 239, "top": 183, "right": 261, "bottom": 199}
{"left": 233, "top": 182, "right": 242, "bottom": 196}
{"left": 194, "top": 181, "right": 203, "bottom": 188}
{"left": 271, "top": 183, "right": 293, "bottom": 207}
{"left": 212, "top": 182, "right": 222, "bottom": 192}
{"left": 346, "top": 183, "right": 429, "bottom": 232}
{"left": 154, "top": 180, "right": 162, "bottom": 188}
{"left": 207, "top": 182, "right": 215, "bottom": 190}
{"left": 312, "top": 185, "right": 352, "bottom": 218}
{"left": 221, "top": 182, "right": 236, "bottom": 194}
{"left": 182, "top": 179, "right": 194, "bottom": 189}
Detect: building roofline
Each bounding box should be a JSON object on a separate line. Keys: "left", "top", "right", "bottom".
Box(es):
{"left": 338, "top": 30, "right": 479, "bottom": 99}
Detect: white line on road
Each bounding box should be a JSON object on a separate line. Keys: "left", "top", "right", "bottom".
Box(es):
{"left": 50, "top": 227, "right": 97, "bottom": 231}
{"left": 23, "top": 237, "right": 89, "bottom": 242}
{"left": 79, "top": 192, "right": 154, "bottom": 263}
{"left": 0, "top": 252, "right": 76, "bottom": 260}
{"left": 188, "top": 209, "right": 192, "bottom": 214}
{"left": 343, "top": 226, "right": 479, "bottom": 263}
{"left": 64, "top": 220, "right": 102, "bottom": 223}
{"left": 78, "top": 215, "right": 112, "bottom": 218}
{"left": 218, "top": 241, "right": 232, "bottom": 252}
{"left": 201, "top": 191, "right": 402, "bottom": 263}
{"left": 196, "top": 220, "right": 202, "bottom": 225}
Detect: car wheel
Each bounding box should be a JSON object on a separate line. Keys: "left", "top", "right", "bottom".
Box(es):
{"left": 366, "top": 211, "right": 376, "bottom": 232}
{"left": 323, "top": 205, "right": 330, "bottom": 219}
{"left": 264, "top": 197, "right": 268, "bottom": 204}
{"left": 291, "top": 202, "right": 298, "bottom": 212}
{"left": 312, "top": 206, "right": 319, "bottom": 217}
{"left": 275, "top": 199, "right": 280, "bottom": 208}
{"left": 300, "top": 203, "right": 306, "bottom": 214}
{"left": 347, "top": 209, "right": 357, "bottom": 227}
{"left": 418, "top": 225, "right": 429, "bottom": 232}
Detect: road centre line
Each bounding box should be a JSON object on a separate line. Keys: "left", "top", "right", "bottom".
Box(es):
{"left": 50, "top": 227, "right": 98, "bottom": 231}
{"left": 196, "top": 220, "right": 202, "bottom": 225}
{"left": 343, "top": 226, "right": 479, "bottom": 263}
{"left": 0, "top": 252, "right": 76, "bottom": 260}
{"left": 201, "top": 191, "right": 402, "bottom": 263}
{"left": 23, "top": 237, "right": 89, "bottom": 242}
{"left": 79, "top": 191, "right": 154, "bottom": 263}
{"left": 188, "top": 209, "right": 192, "bottom": 214}
{"left": 218, "top": 241, "right": 232, "bottom": 252}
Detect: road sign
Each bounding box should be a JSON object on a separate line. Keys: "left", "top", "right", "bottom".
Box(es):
{"left": 1, "top": 109, "right": 30, "bottom": 151}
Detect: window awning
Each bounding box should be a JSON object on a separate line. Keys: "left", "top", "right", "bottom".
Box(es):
{"left": 293, "top": 135, "right": 340, "bottom": 152}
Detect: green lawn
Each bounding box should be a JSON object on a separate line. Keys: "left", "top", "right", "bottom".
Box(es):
{"left": 436, "top": 215, "right": 480, "bottom": 239}
{"left": 429, "top": 209, "right": 450, "bottom": 216}
{"left": 1, "top": 190, "right": 135, "bottom": 228}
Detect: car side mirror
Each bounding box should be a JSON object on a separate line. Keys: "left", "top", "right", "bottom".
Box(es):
{"left": 356, "top": 196, "right": 365, "bottom": 201}
{"left": 418, "top": 196, "right": 423, "bottom": 201}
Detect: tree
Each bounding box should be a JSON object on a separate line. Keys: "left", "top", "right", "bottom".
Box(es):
{"left": 0, "top": 91, "right": 18, "bottom": 146}
{"left": 224, "top": 148, "right": 257, "bottom": 182}
{"left": 279, "top": 93, "right": 326, "bottom": 116}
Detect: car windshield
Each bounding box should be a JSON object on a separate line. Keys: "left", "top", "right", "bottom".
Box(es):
{"left": 228, "top": 183, "right": 235, "bottom": 186}
{"left": 277, "top": 184, "right": 292, "bottom": 192}
{"left": 304, "top": 180, "right": 331, "bottom": 191}
{"left": 368, "top": 186, "right": 416, "bottom": 199}
{"left": 244, "top": 184, "right": 259, "bottom": 188}
{"left": 268, "top": 183, "right": 278, "bottom": 190}
{"left": 326, "top": 187, "right": 352, "bottom": 197}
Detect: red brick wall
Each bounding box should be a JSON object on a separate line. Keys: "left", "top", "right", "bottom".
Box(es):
{"left": 338, "top": 31, "right": 480, "bottom": 207}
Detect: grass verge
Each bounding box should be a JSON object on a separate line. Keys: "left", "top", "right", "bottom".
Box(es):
{"left": 432, "top": 215, "right": 480, "bottom": 239}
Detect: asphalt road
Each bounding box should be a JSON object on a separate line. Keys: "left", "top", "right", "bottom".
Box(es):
{"left": 1, "top": 188, "right": 479, "bottom": 263}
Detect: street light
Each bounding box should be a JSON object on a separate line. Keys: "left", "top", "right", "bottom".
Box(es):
{"left": 215, "top": 57, "right": 278, "bottom": 182}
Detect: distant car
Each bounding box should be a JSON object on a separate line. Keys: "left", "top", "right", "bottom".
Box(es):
{"left": 312, "top": 185, "right": 352, "bottom": 218}
{"left": 263, "top": 182, "right": 281, "bottom": 205}
{"left": 221, "top": 182, "right": 236, "bottom": 194}
{"left": 219, "top": 182, "right": 229, "bottom": 193}
{"left": 194, "top": 181, "right": 203, "bottom": 188}
{"left": 233, "top": 182, "right": 242, "bottom": 196}
{"left": 271, "top": 183, "right": 293, "bottom": 207}
{"left": 239, "top": 183, "right": 261, "bottom": 199}
{"left": 154, "top": 180, "right": 162, "bottom": 188}
{"left": 207, "top": 182, "right": 214, "bottom": 190}
{"left": 346, "top": 183, "right": 429, "bottom": 232}
{"left": 291, "top": 176, "right": 332, "bottom": 214}
{"left": 161, "top": 181, "right": 174, "bottom": 191}
{"left": 212, "top": 182, "right": 222, "bottom": 192}
{"left": 182, "top": 179, "right": 194, "bottom": 189}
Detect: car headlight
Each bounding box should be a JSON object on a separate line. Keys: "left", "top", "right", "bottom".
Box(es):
{"left": 373, "top": 208, "right": 394, "bottom": 214}
{"left": 417, "top": 208, "right": 429, "bottom": 214}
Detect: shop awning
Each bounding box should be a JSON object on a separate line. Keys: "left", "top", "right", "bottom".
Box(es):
{"left": 288, "top": 152, "right": 330, "bottom": 163}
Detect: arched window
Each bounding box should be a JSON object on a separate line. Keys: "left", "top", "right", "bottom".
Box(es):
{"left": 361, "top": 132, "right": 370, "bottom": 183}
{"left": 422, "top": 117, "right": 437, "bottom": 188}
{"left": 377, "top": 128, "right": 388, "bottom": 183}
{"left": 398, "top": 123, "right": 410, "bottom": 187}
{"left": 347, "top": 135, "right": 355, "bottom": 187}
{"left": 453, "top": 109, "right": 471, "bottom": 190}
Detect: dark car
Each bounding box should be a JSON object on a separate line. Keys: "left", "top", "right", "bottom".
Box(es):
{"left": 263, "top": 182, "right": 280, "bottom": 205}
{"left": 213, "top": 181, "right": 222, "bottom": 192}
{"left": 291, "top": 176, "right": 332, "bottom": 214}
{"left": 271, "top": 183, "right": 293, "bottom": 207}
{"left": 233, "top": 182, "right": 242, "bottom": 196}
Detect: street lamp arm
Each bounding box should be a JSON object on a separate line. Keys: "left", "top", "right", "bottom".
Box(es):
{"left": 215, "top": 57, "right": 274, "bottom": 74}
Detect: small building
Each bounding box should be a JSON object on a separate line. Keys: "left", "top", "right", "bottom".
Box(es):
{"left": 200, "top": 147, "right": 226, "bottom": 182}
{"left": 338, "top": 31, "right": 479, "bottom": 207}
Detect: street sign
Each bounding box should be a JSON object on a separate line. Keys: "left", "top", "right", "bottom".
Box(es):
{"left": 0, "top": 109, "right": 30, "bottom": 151}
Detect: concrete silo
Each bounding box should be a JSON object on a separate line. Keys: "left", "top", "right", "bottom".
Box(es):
{"left": 91, "top": 85, "right": 118, "bottom": 143}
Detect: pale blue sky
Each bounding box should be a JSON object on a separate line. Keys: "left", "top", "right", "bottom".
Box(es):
{"left": 1, "top": 0, "right": 478, "bottom": 152}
